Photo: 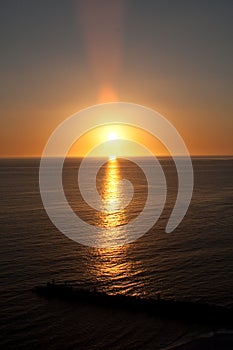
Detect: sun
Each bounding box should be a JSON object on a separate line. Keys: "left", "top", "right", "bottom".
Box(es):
{"left": 108, "top": 131, "right": 118, "bottom": 141}
{"left": 109, "top": 155, "right": 116, "bottom": 161}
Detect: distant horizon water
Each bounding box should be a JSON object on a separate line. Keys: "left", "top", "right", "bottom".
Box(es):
{"left": 1, "top": 154, "right": 233, "bottom": 159}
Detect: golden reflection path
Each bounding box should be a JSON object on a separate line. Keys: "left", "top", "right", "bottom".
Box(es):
{"left": 100, "top": 159, "right": 125, "bottom": 223}
{"left": 93, "top": 160, "right": 143, "bottom": 293}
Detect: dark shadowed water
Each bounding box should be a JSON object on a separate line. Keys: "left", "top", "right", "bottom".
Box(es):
{"left": 1, "top": 157, "right": 233, "bottom": 349}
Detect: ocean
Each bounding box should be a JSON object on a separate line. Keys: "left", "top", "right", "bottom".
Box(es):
{"left": 1, "top": 157, "right": 233, "bottom": 349}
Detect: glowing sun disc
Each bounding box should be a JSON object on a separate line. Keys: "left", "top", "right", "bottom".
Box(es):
{"left": 108, "top": 131, "right": 118, "bottom": 140}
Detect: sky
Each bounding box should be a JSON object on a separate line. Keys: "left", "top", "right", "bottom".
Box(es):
{"left": 0, "top": 0, "right": 233, "bottom": 157}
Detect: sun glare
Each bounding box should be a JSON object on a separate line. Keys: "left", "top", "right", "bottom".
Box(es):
{"left": 108, "top": 131, "right": 118, "bottom": 141}
{"left": 109, "top": 155, "right": 116, "bottom": 161}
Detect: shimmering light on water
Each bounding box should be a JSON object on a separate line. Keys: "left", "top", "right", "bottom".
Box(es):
{"left": 1, "top": 157, "right": 233, "bottom": 349}
{"left": 102, "top": 159, "right": 121, "bottom": 214}
{"left": 97, "top": 159, "right": 130, "bottom": 247}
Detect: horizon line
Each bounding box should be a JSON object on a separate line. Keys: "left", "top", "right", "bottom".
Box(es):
{"left": 1, "top": 154, "right": 233, "bottom": 159}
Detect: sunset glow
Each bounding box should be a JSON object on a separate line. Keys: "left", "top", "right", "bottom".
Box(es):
{"left": 1, "top": 2, "right": 233, "bottom": 349}
{"left": 1, "top": 1, "right": 232, "bottom": 157}
{"left": 98, "top": 85, "right": 118, "bottom": 103}
{"left": 67, "top": 123, "right": 169, "bottom": 158}
{"left": 107, "top": 131, "right": 118, "bottom": 141}
{"left": 109, "top": 155, "right": 117, "bottom": 161}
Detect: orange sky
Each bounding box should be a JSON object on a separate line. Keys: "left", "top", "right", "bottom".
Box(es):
{"left": 1, "top": 1, "right": 232, "bottom": 157}
{"left": 67, "top": 124, "right": 169, "bottom": 158}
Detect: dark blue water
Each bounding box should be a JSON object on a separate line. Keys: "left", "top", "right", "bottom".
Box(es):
{"left": 0, "top": 157, "right": 233, "bottom": 349}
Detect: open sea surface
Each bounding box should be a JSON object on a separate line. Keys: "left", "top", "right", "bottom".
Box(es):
{"left": 1, "top": 157, "right": 233, "bottom": 349}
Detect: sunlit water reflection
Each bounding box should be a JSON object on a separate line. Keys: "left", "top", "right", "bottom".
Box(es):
{"left": 1, "top": 157, "right": 233, "bottom": 349}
